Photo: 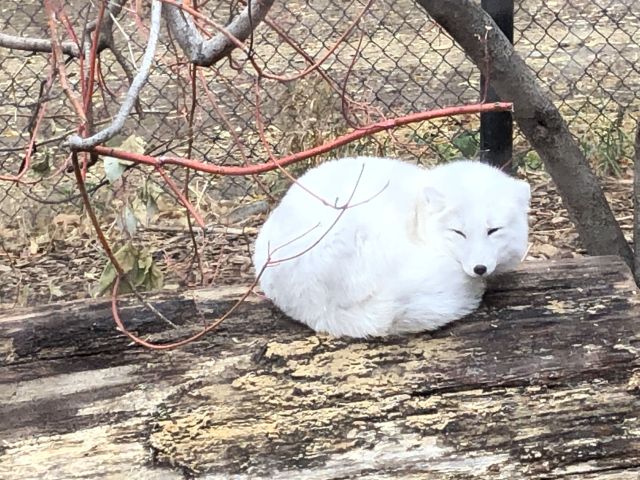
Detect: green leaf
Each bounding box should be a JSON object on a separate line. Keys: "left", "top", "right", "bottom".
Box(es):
{"left": 95, "top": 245, "right": 164, "bottom": 297}
{"left": 452, "top": 131, "right": 479, "bottom": 158}
{"left": 32, "top": 152, "right": 51, "bottom": 175}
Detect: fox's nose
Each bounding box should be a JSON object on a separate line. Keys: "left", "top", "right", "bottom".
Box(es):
{"left": 473, "top": 264, "right": 487, "bottom": 276}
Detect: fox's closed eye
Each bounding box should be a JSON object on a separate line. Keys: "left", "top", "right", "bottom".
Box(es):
{"left": 487, "top": 227, "right": 502, "bottom": 236}
{"left": 450, "top": 229, "right": 466, "bottom": 238}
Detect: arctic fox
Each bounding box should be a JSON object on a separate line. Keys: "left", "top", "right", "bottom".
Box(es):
{"left": 252, "top": 156, "right": 530, "bottom": 338}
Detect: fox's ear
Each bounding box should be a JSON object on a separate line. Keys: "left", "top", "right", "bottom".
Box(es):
{"left": 514, "top": 180, "right": 531, "bottom": 209}
{"left": 422, "top": 184, "right": 447, "bottom": 213}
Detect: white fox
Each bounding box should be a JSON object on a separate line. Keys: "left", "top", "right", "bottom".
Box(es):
{"left": 253, "top": 157, "right": 530, "bottom": 338}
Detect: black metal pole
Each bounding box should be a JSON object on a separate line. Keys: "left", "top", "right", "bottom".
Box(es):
{"left": 480, "top": 0, "right": 514, "bottom": 170}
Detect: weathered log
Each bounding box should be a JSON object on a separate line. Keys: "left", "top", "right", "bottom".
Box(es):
{"left": 1, "top": 256, "right": 639, "bottom": 479}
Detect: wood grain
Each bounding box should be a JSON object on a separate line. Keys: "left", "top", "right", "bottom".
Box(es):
{"left": 1, "top": 256, "right": 639, "bottom": 479}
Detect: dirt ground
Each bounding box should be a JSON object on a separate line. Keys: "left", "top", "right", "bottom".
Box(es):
{"left": 0, "top": 0, "right": 639, "bottom": 311}
{"left": 0, "top": 165, "right": 635, "bottom": 311}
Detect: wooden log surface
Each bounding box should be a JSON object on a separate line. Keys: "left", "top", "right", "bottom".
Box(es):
{"left": 1, "top": 256, "right": 640, "bottom": 479}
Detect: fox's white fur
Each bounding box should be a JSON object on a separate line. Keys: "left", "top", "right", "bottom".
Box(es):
{"left": 253, "top": 156, "right": 530, "bottom": 338}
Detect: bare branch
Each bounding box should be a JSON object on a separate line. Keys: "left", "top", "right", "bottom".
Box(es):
{"left": 45, "top": 0, "right": 87, "bottom": 124}
{"left": 78, "top": 102, "right": 513, "bottom": 174}
{"left": 67, "top": 0, "right": 163, "bottom": 150}
{"left": 0, "top": 32, "right": 80, "bottom": 56}
{"left": 0, "top": 0, "right": 128, "bottom": 58}
{"left": 85, "top": 0, "right": 128, "bottom": 39}
{"left": 164, "top": 0, "right": 275, "bottom": 66}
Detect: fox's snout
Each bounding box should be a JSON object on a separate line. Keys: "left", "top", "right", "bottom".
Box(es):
{"left": 473, "top": 264, "right": 487, "bottom": 276}
{"left": 462, "top": 260, "right": 496, "bottom": 278}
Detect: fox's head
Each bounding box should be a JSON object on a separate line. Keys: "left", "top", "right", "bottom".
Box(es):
{"left": 416, "top": 161, "right": 531, "bottom": 278}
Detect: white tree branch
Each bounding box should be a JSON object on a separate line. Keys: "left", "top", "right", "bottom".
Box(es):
{"left": 164, "top": 0, "right": 275, "bottom": 66}
{"left": 67, "top": 0, "right": 163, "bottom": 150}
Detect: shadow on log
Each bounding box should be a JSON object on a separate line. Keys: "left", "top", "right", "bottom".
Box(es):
{"left": 1, "top": 256, "right": 639, "bottom": 479}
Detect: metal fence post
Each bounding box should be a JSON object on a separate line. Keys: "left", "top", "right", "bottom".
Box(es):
{"left": 480, "top": 0, "right": 514, "bottom": 171}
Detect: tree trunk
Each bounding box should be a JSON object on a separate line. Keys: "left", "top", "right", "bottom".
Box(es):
{"left": 1, "top": 256, "right": 639, "bottom": 478}
{"left": 416, "top": 0, "right": 633, "bottom": 269}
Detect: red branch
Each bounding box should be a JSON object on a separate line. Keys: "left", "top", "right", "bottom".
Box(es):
{"left": 84, "top": 102, "right": 512, "bottom": 175}
{"left": 44, "top": 0, "right": 87, "bottom": 125}
{"left": 155, "top": 165, "right": 206, "bottom": 228}
{"left": 83, "top": 0, "right": 106, "bottom": 112}
{"left": 111, "top": 270, "right": 261, "bottom": 350}
{"left": 0, "top": 62, "right": 55, "bottom": 182}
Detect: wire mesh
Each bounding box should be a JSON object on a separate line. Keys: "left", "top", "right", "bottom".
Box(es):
{"left": 0, "top": 0, "right": 639, "bottom": 306}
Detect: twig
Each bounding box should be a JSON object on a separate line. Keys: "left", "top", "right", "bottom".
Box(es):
{"left": 195, "top": 69, "right": 273, "bottom": 200}
{"left": 67, "top": 0, "right": 162, "bottom": 150}
{"left": 0, "top": 60, "right": 56, "bottom": 182}
{"left": 265, "top": 164, "right": 387, "bottom": 266}
{"left": 253, "top": 78, "right": 388, "bottom": 210}
{"left": 83, "top": 102, "right": 513, "bottom": 175}
{"left": 108, "top": 163, "right": 381, "bottom": 349}
{"left": 70, "top": 152, "right": 177, "bottom": 328}
{"left": 110, "top": 269, "right": 261, "bottom": 349}
{"left": 83, "top": 0, "right": 107, "bottom": 113}
{"left": 44, "top": 0, "right": 87, "bottom": 124}
{"left": 258, "top": 0, "right": 373, "bottom": 83}
{"left": 155, "top": 165, "right": 206, "bottom": 228}
{"left": 260, "top": 13, "right": 378, "bottom": 123}
{"left": 184, "top": 64, "right": 205, "bottom": 285}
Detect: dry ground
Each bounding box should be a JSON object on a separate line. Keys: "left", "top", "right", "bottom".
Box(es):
{"left": 0, "top": 164, "right": 635, "bottom": 311}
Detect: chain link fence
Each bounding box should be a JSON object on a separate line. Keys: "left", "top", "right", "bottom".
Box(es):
{"left": 0, "top": 0, "right": 639, "bottom": 306}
